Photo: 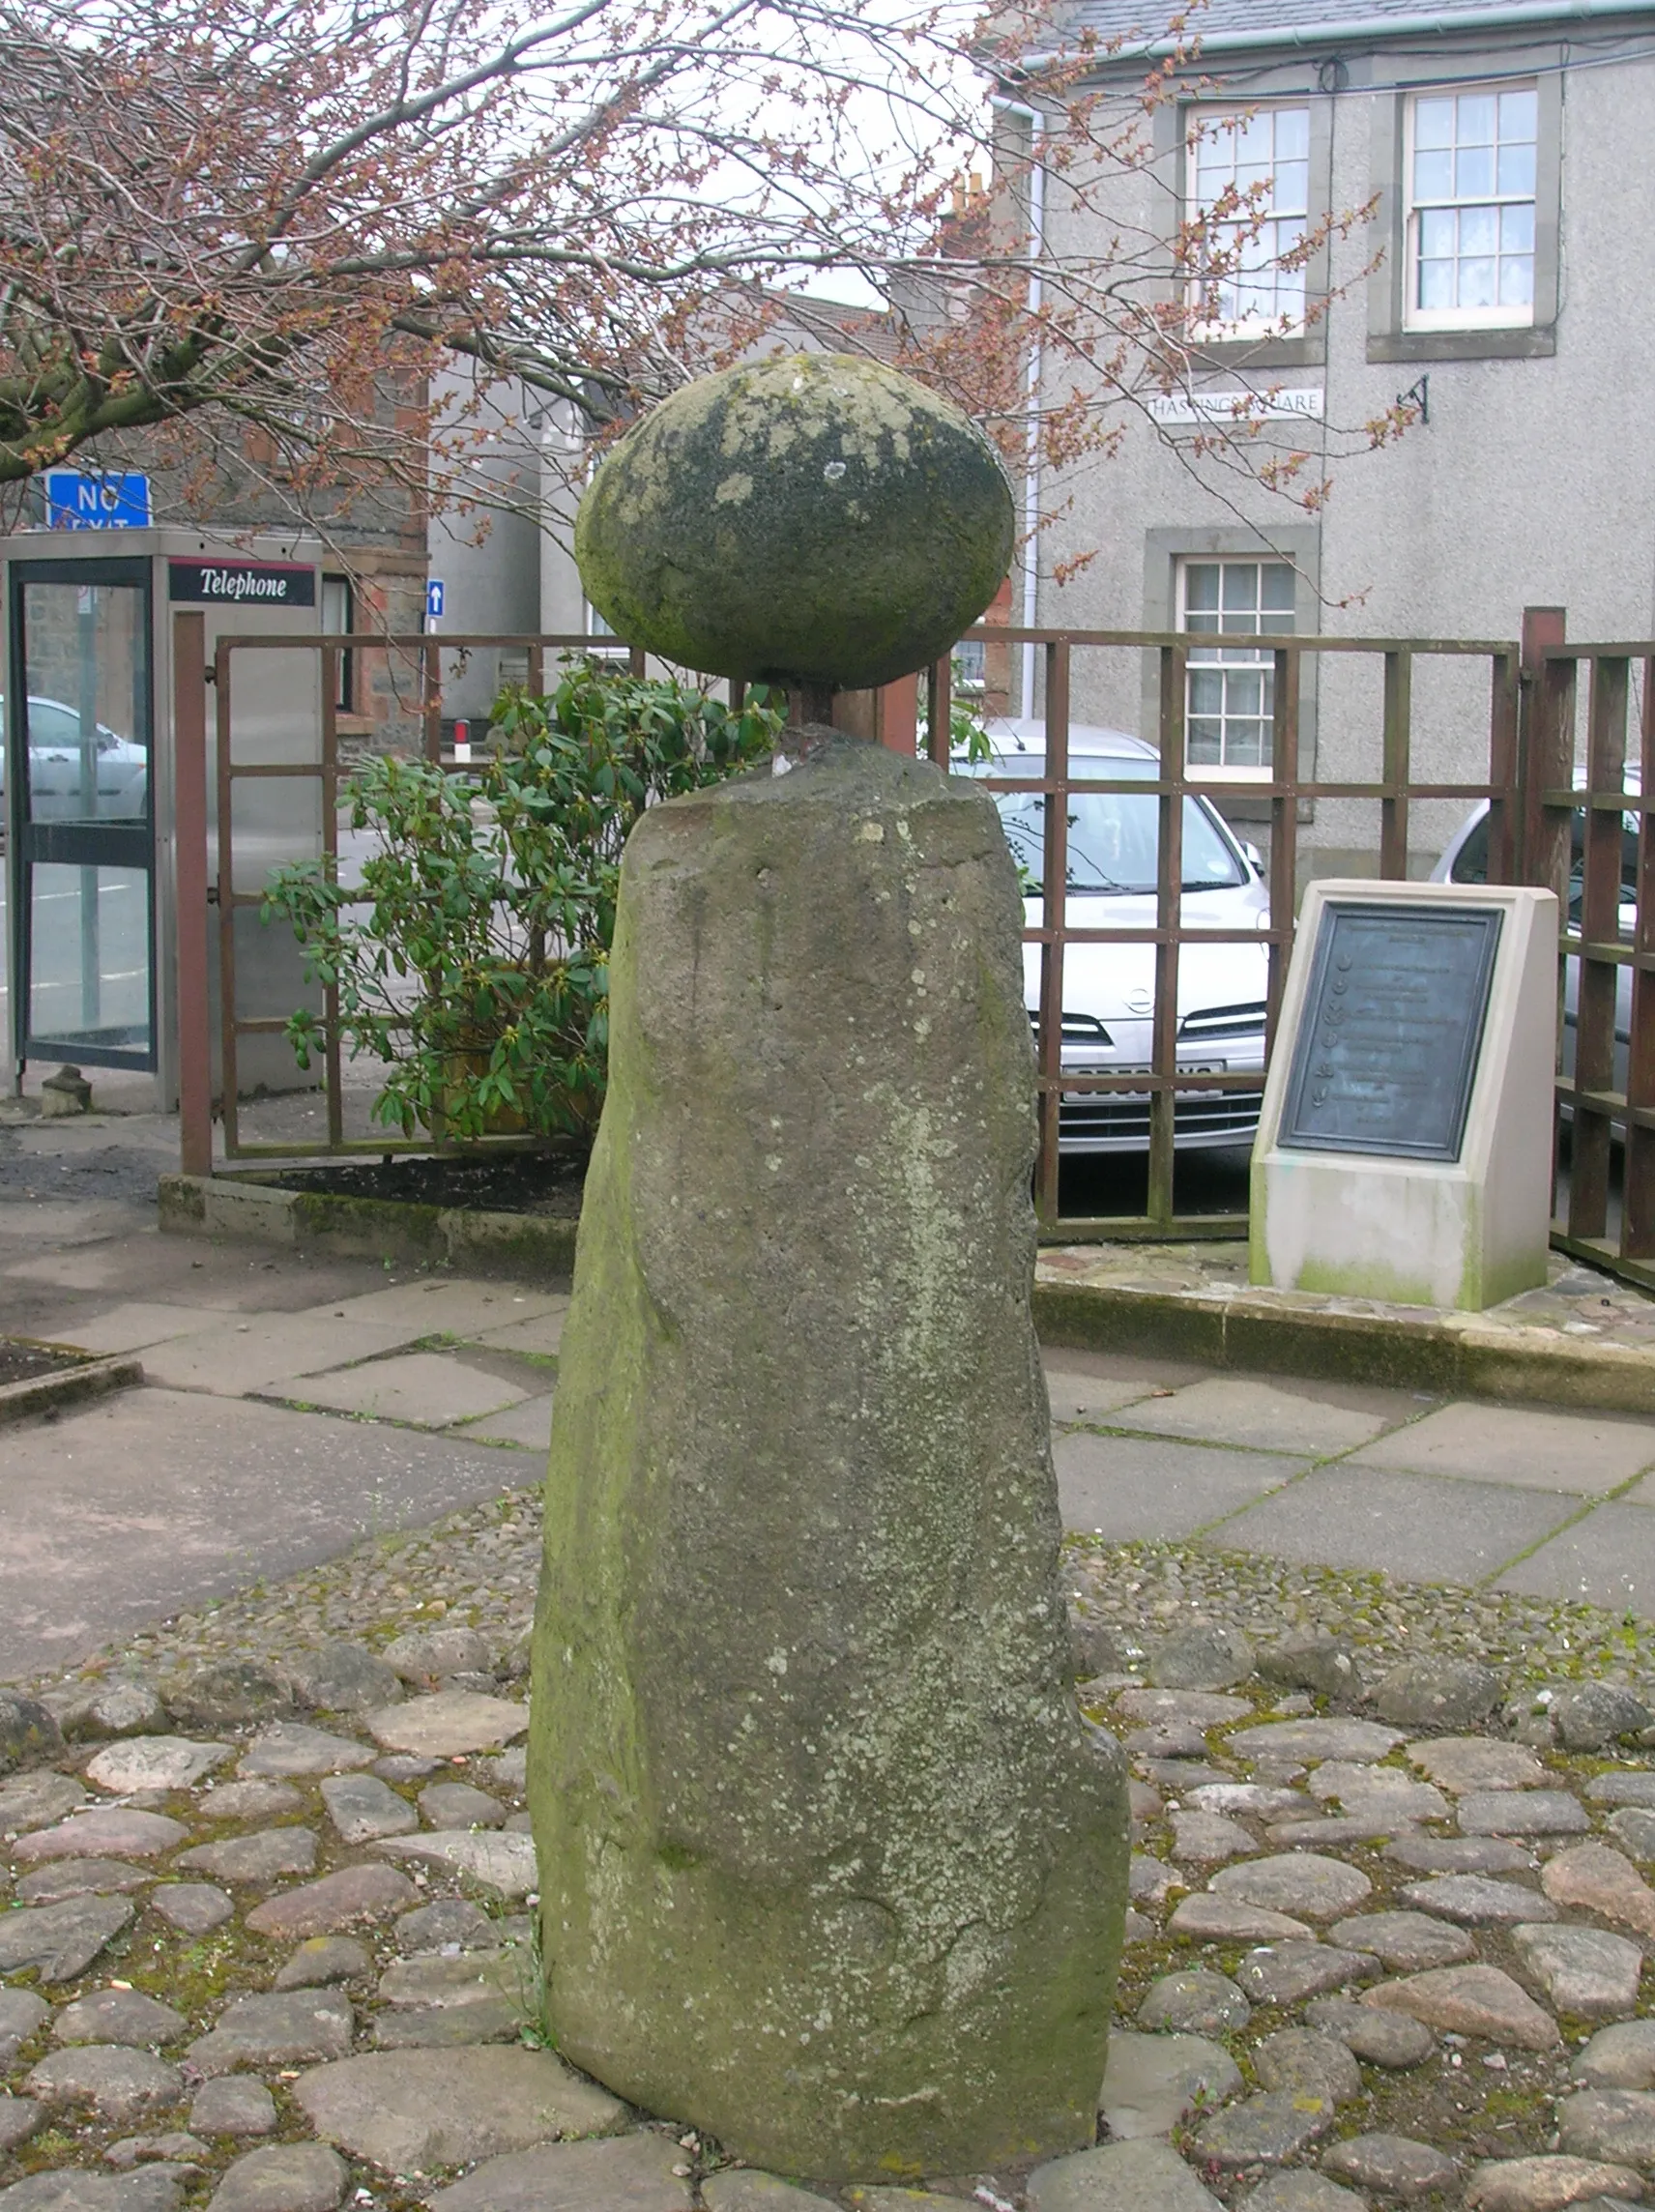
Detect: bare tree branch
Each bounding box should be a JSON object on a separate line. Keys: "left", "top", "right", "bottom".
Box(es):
{"left": 0, "top": 0, "right": 1390, "bottom": 552}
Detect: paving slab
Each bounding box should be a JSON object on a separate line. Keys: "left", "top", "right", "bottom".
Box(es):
{"left": 1056, "top": 1432, "right": 1307, "bottom": 1541}
{"left": 8, "top": 1231, "right": 388, "bottom": 1311}
{"left": 325, "top": 1282, "right": 566, "bottom": 1335}
{"left": 467, "top": 1308, "right": 567, "bottom": 1358}
{"left": 1043, "top": 1370, "right": 1163, "bottom": 1425}
{"left": 3, "top": 1117, "right": 178, "bottom": 1161}
{"left": 454, "top": 1396, "right": 554, "bottom": 1452}
{"left": 0, "top": 1200, "right": 157, "bottom": 1247}
{"left": 1114, "top": 1376, "right": 1409, "bottom": 1457}
{"left": 284, "top": 1354, "right": 531, "bottom": 1428}
{"left": 1494, "top": 1499, "right": 1655, "bottom": 1615}
{"left": 139, "top": 1315, "right": 416, "bottom": 1395}
{"left": 40, "top": 1305, "right": 221, "bottom": 1354}
{"left": 1348, "top": 1401, "right": 1655, "bottom": 1493}
{"left": 1209, "top": 1465, "right": 1580, "bottom": 1585}
{"left": 0, "top": 1388, "right": 521, "bottom": 1682}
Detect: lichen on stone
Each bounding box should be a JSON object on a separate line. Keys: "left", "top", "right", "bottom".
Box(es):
{"left": 575, "top": 354, "right": 1014, "bottom": 692}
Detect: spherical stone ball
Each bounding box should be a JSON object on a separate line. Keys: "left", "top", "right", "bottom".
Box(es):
{"left": 574, "top": 353, "right": 1014, "bottom": 693}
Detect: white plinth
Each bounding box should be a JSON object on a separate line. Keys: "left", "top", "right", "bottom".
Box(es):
{"left": 1250, "top": 881, "right": 1557, "bottom": 1311}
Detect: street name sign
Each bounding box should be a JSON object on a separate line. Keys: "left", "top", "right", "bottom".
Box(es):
{"left": 1148, "top": 388, "right": 1324, "bottom": 425}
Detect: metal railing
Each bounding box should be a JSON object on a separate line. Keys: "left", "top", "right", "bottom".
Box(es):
{"left": 926, "top": 625, "right": 1520, "bottom": 1240}
{"left": 1528, "top": 613, "right": 1655, "bottom": 1287}
{"left": 173, "top": 624, "right": 643, "bottom": 1174}
{"left": 176, "top": 608, "right": 1655, "bottom": 1286}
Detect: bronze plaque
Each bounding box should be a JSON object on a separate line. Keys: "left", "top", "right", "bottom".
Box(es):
{"left": 1281, "top": 902, "right": 1502, "bottom": 1161}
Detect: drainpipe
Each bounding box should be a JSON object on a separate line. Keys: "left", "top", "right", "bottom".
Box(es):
{"left": 991, "top": 94, "right": 1046, "bottom": 723}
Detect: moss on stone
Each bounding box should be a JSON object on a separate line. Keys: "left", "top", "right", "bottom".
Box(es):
{"left": 574, "top": 355, "right": 1014, "bottom": 691}
{"left": 290, "top": 1191, "right": 445, "bottom": 1261}
{"left": 442, "top": 1209, "right": 578, "bottom": 1280}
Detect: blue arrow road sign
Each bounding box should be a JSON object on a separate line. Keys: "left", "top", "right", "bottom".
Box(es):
{"left": 44, "top": 472, "right": 152, "bottom": 529}
{"left": 426, "top": 579, "right": 446, "bottom": 622}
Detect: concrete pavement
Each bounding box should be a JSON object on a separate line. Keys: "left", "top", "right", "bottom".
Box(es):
{"left": 0, "top": 1109, "right": 565, "bottom": 1679}
{"left": 6, "top": 1103, "right": 1655, "bottom": 1681}
{"left": 1051, "top": 1350, "right": 1655, "bottom": 1615}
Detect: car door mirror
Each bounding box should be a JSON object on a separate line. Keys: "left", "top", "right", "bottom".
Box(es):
{"left": 1240, "top": 841, "right": 1264, "bottom": 874}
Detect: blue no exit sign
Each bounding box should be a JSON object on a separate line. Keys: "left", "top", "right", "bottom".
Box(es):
{"left": 44, "top": 472, "right": 152, "bottom": 529}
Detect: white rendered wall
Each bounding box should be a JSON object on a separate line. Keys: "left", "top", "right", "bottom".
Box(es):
{"left": 1025, "top": 31, "right": 1655, "bottom": 875}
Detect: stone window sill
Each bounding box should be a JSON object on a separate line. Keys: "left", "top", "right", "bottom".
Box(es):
{"left": 1367, "top": 326, "right": 1556, "bottom": 364}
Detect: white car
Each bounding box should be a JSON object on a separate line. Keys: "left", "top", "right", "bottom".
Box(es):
{"left": 0, "top": 695, "right": 149, "bottom": 821}
{"left": 1433, "top": 791, "right": 1636, "bottom": 1104}
{"left": 963, "top": 719, "right": 1272, "bottom": 1151}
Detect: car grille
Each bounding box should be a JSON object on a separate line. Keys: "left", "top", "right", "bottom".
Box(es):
{"left": 1032, "top": 1001, "right": 1266, "bottom": 1146}
{"left": 1177, "top": 1001, "right": 1268, "bottom": 1042}
{"left": 1058, "top": 1089, "right": 1263, "bottom": 1144}
{"left": 1031, "top": 1010, "right": 1117, "bottom": 1046}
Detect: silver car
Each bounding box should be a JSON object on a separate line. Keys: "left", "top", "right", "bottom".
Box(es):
{"left": 1433, "top": 791, "right": 1635, "bottom": 1104}
{"left": 964, "top": 720, "right": 1272, "bottom": 1151}
{"left": 0, "top": 695, "right": 149, "bottom": 821}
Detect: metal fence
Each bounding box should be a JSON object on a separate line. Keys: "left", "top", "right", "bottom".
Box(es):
{"left": 1530, "top": 616, "right": 1655, "bottom": 1288}
{"left": 173, "top": 622, "right": 644, "bottom": 1173}
{"left": 927, "top": 624, "right": 1519, "bottom": 1242}
{"left": 174, "top": 608, "right": 1655, "bottom": 1287}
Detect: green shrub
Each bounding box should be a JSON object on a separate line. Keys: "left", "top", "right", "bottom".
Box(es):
{"left": 264, "top": 658, "right": 782, "bottom": 1145}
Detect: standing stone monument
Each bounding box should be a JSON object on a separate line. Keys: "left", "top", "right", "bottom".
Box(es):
{"left": 530, "top": 354, "right": 1129, "bottom": 2182}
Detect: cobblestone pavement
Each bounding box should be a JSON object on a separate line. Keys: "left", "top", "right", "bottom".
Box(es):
{"left": 15, "top": 1117, "right": 1655, "bottom": 2202}
{"left": 14, "top": 1612, "right": 1655, "bottom": 2212}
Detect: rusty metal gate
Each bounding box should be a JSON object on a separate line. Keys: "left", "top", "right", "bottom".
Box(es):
{"left": 172, "top": 606, "right": 1655, "bottom": 1289}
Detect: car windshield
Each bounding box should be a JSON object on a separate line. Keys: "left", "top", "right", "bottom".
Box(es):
{"left": 980, "top": 758, "right": 1245, "bottom": 894}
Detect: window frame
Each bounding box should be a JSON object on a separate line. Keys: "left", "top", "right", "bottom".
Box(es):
{"left": 1183, "top": 101, "right": 1316, "bottom": 344}
{"left": 1155, "top": 92, "right": 1332, "bottom": 371}
{"left": 952, "top": 635, "right": 987, "bottom": 698}
{"left": 320, "top": 574, "right": 355, "bottom": 715}
{"left": 1366, "top": 57, "right": 1560, "bottom": 365}
{"left": 1141, "top": 524, "right": 1321, "bottom": 815}
{"left": 1402, "top": 80, "right": 1540, "bottom": 335}
{"left": 1176, "top": 555, "right": 1298, "bottom": 783}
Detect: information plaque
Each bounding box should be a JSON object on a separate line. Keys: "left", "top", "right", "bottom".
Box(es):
{"left": 1279, "top": 902, "right": 1503, "bottom": 1161}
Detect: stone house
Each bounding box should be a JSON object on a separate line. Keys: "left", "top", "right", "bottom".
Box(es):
{"left": 1002, "top": 0, "right": 1655, "bottom": 873}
